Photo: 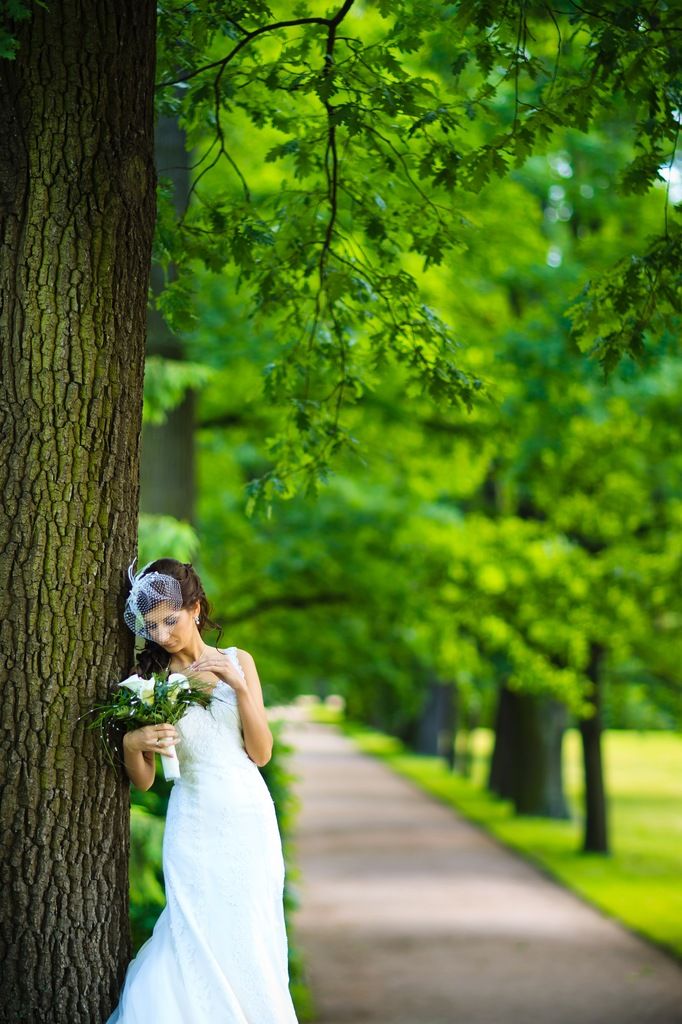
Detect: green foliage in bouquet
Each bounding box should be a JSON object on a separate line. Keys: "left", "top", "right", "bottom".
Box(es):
{"left": 87, "top": 670, "right": 213, "bottom": 768}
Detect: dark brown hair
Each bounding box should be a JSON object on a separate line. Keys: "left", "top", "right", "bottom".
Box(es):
{"left": 129, "top": 558, "right": 223, "bottom": 676}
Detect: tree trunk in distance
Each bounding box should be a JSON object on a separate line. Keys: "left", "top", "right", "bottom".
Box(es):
{"left": 510, "top": 690, "right": 547, "bottom": 815}
{"left": 414, "top": 673, "right": 456, "bottom": 766}
{"left": 489, "top": 684, "right": 570, "bottom": 818}
{"left": 441, "top": 681, "right": 456, "bottom": 770}
{"left": 488, "top": 681, "right": 516, "bottom": 799}
{"left": 140, "top": 113, "right": 194, "bottom": 522}
{"left": 543, "top": 697, "right": 571, "bottom": 819}
{"left": 457, "top": 693, "right": 482, "bottom": 777}
{"left": 579, "top": 643, "right": 609, "bottom": 853}
{"left": 0, "top": 3, "right": 156, "bottom": 1021}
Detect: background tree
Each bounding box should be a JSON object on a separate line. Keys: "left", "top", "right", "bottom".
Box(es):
{"left": 152, "top": 0, "right": 681, "bottom": 510}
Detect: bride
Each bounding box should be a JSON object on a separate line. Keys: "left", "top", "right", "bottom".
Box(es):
{"left": 106, "top": 557, "right": 299, "bottom": 1023}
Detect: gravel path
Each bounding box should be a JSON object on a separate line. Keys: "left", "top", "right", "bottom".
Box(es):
{"left": 278, "top": 713, "right": 682, "bottom": 1024}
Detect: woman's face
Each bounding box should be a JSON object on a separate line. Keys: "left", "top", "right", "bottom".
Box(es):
{"left": 143, "top": 599, "right": 200, "bottom": 649}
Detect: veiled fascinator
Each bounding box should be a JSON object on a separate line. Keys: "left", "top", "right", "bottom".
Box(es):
{"left": 124, "top": 557, "right": 184, "bottom": 642}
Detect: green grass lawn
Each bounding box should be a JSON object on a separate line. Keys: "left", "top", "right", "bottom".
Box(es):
{"left": 310, "top": 706, "right": 682, "bottom": 962}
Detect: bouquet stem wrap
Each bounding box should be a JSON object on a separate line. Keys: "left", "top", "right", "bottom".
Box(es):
{"left": 161, "top": 742, "right": 181, "bottom": 781}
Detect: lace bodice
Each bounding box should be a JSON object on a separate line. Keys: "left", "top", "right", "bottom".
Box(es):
{"left": 174, "top": 646, "right": 253, "bottom": 777}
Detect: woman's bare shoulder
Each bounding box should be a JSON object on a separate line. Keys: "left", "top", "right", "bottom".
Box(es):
{"left": 234, "top": 647, "right": 255, "bottom": 665}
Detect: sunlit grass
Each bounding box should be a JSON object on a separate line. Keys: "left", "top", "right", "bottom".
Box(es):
{"left": 310, "top": 705, "right": 682, "bottom": 961}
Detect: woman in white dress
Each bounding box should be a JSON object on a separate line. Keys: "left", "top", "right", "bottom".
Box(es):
{"left": 106, "top": 557, "right": 299, "bottom": 1024}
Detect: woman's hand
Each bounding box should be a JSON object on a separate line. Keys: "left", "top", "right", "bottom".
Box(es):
{"left": 185, "top": 650, "right": 247, "bottom": 694}
{"left": 123, "top": 723, "right": 181, "bottom": 758}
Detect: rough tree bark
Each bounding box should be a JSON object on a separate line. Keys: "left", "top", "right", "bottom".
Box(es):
{"left": 0, "top": 3, "right": 156, "bottom": 1021}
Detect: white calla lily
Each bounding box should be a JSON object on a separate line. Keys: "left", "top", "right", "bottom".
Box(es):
{"left": 117, "top": 674, "right": 149, "bottom": 696}
{"left": 168, "top": 673, "right": 190, "bottom": 689}
{"left": 139, "top": 681, "right": 156, "bottom": 706}
{"left": 167, "top": 672, "right": 190, "bottom": 704}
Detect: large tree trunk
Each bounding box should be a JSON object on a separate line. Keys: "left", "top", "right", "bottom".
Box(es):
{"left": 489, "top": 683, "right": 570, "bottom": 819}
{"left": 579, "top": 643, "right": 609, "bottom": 853}
{"left": 0, "top": 3, "right": 157, "bottom": 1021}
{"left": 140, "top": 112, "right": 195, "bottom": 521}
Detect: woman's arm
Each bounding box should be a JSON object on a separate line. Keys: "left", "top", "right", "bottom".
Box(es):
{"left": 122, "top": 734, "right": 156, "bottom": 791}
{"left": 234, "top": 650, "right": 273, "bottom": 768}
{"left": 173, "top": 647, "right": 273, "bottom": 766}
{"left": 121, "top": 723, "right": 180, "bottom": 790}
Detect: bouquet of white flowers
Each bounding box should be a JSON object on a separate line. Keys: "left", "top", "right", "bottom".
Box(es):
{"left": 87, "top": 668, "right": 213, "bottom": 780}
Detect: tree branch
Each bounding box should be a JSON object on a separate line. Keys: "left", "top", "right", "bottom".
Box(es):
{"left": 157, "top": 3, "right": 356, "bottom": 90}
{"left": 157, "top": 18, "right": 330, "bottom": 89}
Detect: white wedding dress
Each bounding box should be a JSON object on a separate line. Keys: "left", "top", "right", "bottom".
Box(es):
{"left": 106, "top": 647, "right": 299, "bottom": 1024}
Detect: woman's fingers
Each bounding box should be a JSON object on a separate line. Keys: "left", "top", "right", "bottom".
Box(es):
{"left": 154, "top": 737, "right": 181, "bottom": 756}
{"left": 147, "top": 724, "right": 180, "bottom": 755}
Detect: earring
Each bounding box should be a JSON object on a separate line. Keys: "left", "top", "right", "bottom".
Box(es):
{"left": 195, "top": 615, "right": 200, "bottom": 624}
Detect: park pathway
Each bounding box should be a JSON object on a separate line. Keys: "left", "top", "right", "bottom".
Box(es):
{"left": 276, "top": 712, "right": 682, "bottom": 1024}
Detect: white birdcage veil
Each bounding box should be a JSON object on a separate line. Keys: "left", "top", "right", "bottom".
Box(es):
{"left": 124, "top": 557, "right": 184, "bottom": 642}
